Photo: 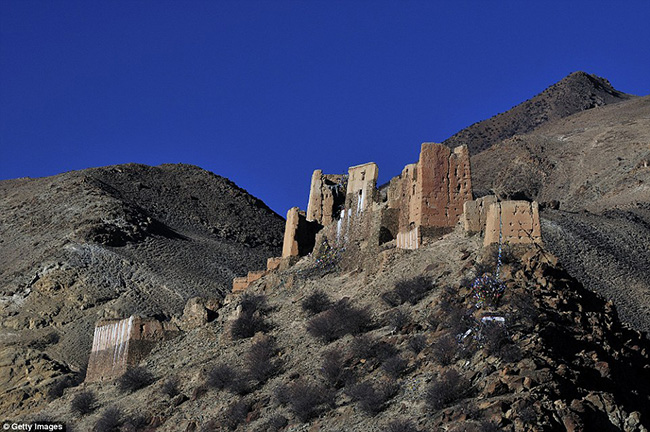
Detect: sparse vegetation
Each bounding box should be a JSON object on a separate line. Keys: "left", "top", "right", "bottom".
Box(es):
{"left": 425, "top": 369, "right": 469, "bottom": 410}
{"left": 346, "top": 381, "right": 399, "bottom": 416}
{"left": 301, "top": 290, "right": 332, "bottom": 315}
{"left": 70, "top": 390, "right": 96, "bottom": 416}
{"left": 306, "top": 299, "right": 372, "bottom": 342}
{"left": 123, "top": 413, "right": 150, "bottom": 430}
{"left": 231, "top": 293, "right": 269, "bottom": 340}
{"left": 383, "top": 276, "right": 434, "bottom": 306}
{"left": 381, "top": 354, "right": 408, "bottom": 379}
{"left": 223, "top": 398, "right": 251, "bottom": 430}
{"left": 206, "top": 363, "right": 248, "bottom": 395}
{"left": 94, "top": 406, "right": 123, "bottom": 432}
{"left": 47, "top": 371, "right": 84, "bottom": 400}
{"left": 432, "top": 334, "right": 459, "bottom": 366}
{"left": 349, "top": 334, "right": 398, "bottom": 365}
{"left": 265, "top": 414, "right": 288, "bottom": 431}
{"left": 408, "top": 334, "right": 428, "bottom": 354}
{"left": 247, "top": 336, "right": 280, "bottom": 383}
{"left": 276, "top": 380, "right": 334, "bottom": 422}
{"left": 320, "top": 348, "right": 351, "bottom": 388}
{"left": 161, "top": 376, "right": 180, "bottom": 397}
{"left": 117, "top": 367, "right": 154, "bottom": 393}
{"left": 386, "top": 307, "right": 410, "bottom": 332}
{"left": 386, "top": 418, "right": 419, "bottom": 432}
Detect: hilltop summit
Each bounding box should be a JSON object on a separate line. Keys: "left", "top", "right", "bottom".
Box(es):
{"left": 443, "top": 71, "right": 633, "bottom": 155}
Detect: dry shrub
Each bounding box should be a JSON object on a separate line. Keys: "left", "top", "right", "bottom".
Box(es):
{"left": 70, "top": 390, "right": 96, "bottom": 416}
{"left": 247, "top": 336, "right": 280, "bottom": 383}
{"left": 223, "top": 398, "right": 251, "bottom": 430}
{"left": 350, "top": 335, "right": 398, "bottom": 363}
{"left": 432, "top": 334, "right": 459, "bottom": 366}
{"left": 320, "top": 348, "right": 351, "bottom": 388}
{"left": 306, "top": 299, "right": 372, "bottom": 342}
{"left": 408, "top": 334, "right": 428, "bottom": 354}
{"left": 117, "top": 367, "right": 154, "bottom": 393}
{"left": 383, "top": 276, "right": 434, "bottom": 306}
{"left": 387, "top": 418, "right": 420, "bottom": 432}
{"left": 302, "top": 290, "right": 332, "bottom": 315}
{"left": 231, "top": 294, "right": 268, "bottom": 340}
{"left": 94, "top": 406, "right": 122, "bottom": 432}
{"left": 346, "top": 381, "right": 399, "bottom": 416}
{"left": 381, "top": 354, "right": 408, "bottom": 379}
{"left": 206, "top": 363, "right": 249, "bottom": 395}
{"left": 161, "top": 376, "right": 180, "bottom": 398}
{"left": 386, "top": 307, "right": 411, "bottom": 332}
{"left": 425, "top": 369, "right": 468, "bottom": 410}
{"left": 276, "top": 380, "right": 334, "bottom": 422}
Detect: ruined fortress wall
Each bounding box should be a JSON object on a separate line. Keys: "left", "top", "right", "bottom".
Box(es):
{"left": 345, "top": 163, "right": 378, "bottom": 214}
{"left": 396, "top": 226, "right": 420, "bottom": 250}
{"left": 415, "top": 143, "right": 472, "bottom": 230}
{"left": 484, "top": 201, "right": 542, "bottom": 246}
{"left": 462, "top": 195, "right": 498, "bottom": 234}
{"left": 306, "top": 170, "right": 346, "bottom": 225}
{"left": 282, "top": 207, "right": 320, "bottom": 258}
{"left": 86, "top": 316, "right": 176, "bottom": 382}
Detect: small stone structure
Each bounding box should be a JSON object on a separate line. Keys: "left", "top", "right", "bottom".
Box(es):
{"left": 462, "top": 195, "right": 498, "bottom": 234}
{"left": 483, "top": 201, "right": 542, "bottom": 246}
{"left": 86, "top": 316, "right": 178, "bottom": 382}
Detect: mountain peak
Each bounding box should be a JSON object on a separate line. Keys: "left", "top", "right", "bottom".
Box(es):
{"left": 443, "top": 71, "right": 633, "bottom": 155}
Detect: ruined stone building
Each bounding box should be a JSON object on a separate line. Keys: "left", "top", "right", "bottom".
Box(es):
{"left": 86, "top": 316, "right": 178, "bottom": 382}
{"left": 232, "top": 141, "right": 543, "bottom": 292}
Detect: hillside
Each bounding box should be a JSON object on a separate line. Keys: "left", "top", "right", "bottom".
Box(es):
{"left": 443, "top": 71, "right": 634, "bottom": 155}
{"left": 469, "top": 95, "right": 650, "bottom": 335}
{"left": 36, "top": 229, "right": 650, "bottom": 431}
{"left": 0, "top": 163, "right": 285, "bottom": 414}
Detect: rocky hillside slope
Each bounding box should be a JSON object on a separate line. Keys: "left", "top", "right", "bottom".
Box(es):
{"left": 443, "top": 71, "right": 634, "bottom": 155}
{"left": 0, "top": 163, "right": 284, "bottom": 413}
{"left": 38, "top": 228, "right": 650, "bottom": 431}
{"left": 470, "top": 95, "right": 650, "bottom": 335}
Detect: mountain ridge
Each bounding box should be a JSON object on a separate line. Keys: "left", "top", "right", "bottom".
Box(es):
{"left": 443, "top": 71, "right": 635, "bottom": 155}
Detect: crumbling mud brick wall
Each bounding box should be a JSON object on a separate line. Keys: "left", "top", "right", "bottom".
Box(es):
{"left": 387, "top": 144, "right": 472, "bottom": 247}
{"left": 462, "top": 195, "right": 498, "bottom": 234}
{"left": 306, "top": 170, "right": 347, "bottom": 225}
{"left": 483, "top": 201, "right": 542, "bottom": 246}
{"left": 413, "top": 143, "right": 472, "bottom": 234}
{"left": 281, "top": 207, "right": 321, "bottom": 258}
{"left": 345, "top": 163, "right": 379, "bottom": 215}
{"left": 86, "top": 316, "right": 178, "bottom": 382}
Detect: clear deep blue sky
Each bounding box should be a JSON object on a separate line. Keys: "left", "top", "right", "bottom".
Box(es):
{"left": 2, "top": 1, "right": 649, "bottom": 216}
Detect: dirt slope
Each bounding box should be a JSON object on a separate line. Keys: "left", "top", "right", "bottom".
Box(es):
{"left": 0, "top": 163, "right": 284, "bottom": 413}
{"left": 37, "top": 229, "right": 650, "bottom": 431}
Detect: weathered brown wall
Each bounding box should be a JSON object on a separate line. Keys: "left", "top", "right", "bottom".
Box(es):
{"left": 415, "top": 143, "right": 472, "bottom": 230}
{"left": 86, "top": 316, "right": 177, "bottom": 382}
{"left": 282, "top": 207, "right": 320, "bottom": 258}
{"left": 306, "top": 170, "right": 346, "bottom": 225}
{"left": 462, "top": 195, "right": 498, "bottom": 234}
{"left": 345, "top": 162, "right": 378, "bottom": 215}
{"left": 483, "top": 201, "right": 542, "bottom": 246}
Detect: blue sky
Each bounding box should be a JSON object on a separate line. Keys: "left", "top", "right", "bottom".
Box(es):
{"left": 2, "top": 1, "right": 649, "bottom": 216}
